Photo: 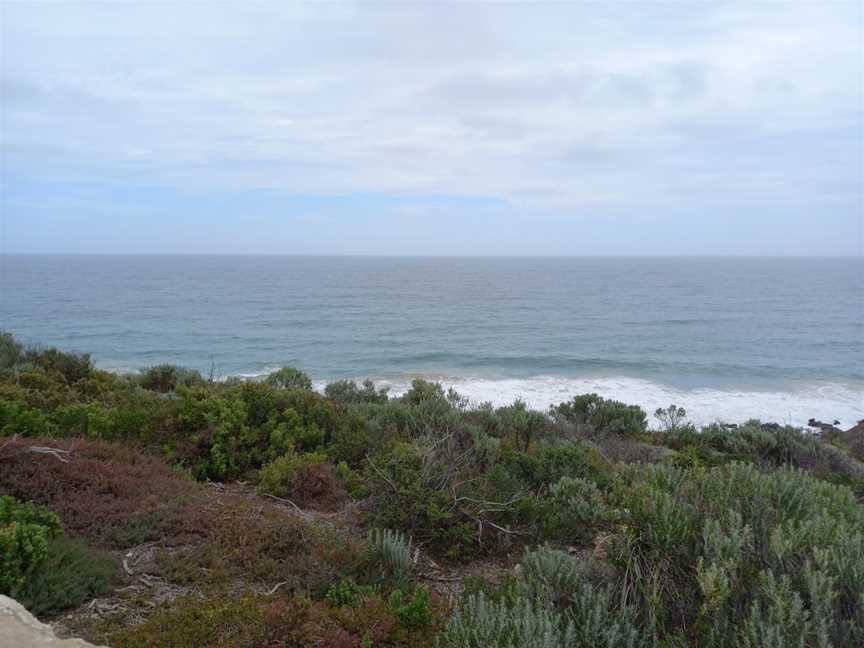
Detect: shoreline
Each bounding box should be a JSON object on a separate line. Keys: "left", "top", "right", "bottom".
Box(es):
{"left": 98, "top": 362, "right": 863, "bottom": 429}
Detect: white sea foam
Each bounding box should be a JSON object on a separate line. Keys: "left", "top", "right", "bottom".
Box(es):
{"left": 234, "top": 366, "right": 283, "bottom": 380}
{"left": 314, "top": 375, "right": 864, "bottom": 429}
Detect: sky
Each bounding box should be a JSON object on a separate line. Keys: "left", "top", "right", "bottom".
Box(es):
{"left": 1, "top": 1, "right": 862, "bottom": 256}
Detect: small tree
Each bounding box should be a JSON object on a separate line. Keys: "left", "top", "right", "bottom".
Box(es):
{"left": 265, "top": 366, "right": 312, "bottom": 391}
{"left": 654, "top": 404, "right": 688, "bottom": 433}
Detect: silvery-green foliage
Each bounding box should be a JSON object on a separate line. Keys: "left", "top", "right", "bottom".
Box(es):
{"left": 367, "top": 528, "right": 412, "bottom": 585}
{"left": 439, "top": 593, "right": 573, "bottom": 648}
{"left": 740, "top": 568, "right": 836, "bottom": 648}
{"left": 549, "top": 476, "right": 616, "bottom": 528}
{"left": 519, "top": 546, "right": 585, "bottom": 607}
{"left": 696, "top": 511, "right": 752, "bottom": 614}
{"left": 443, "top": 548, "right": 646, "bottom": 648}
{"left": 565, "top": 580, "right": 646, "bottom": 648}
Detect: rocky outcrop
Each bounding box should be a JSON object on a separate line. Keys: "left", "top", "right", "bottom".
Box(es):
{"left": 807, "top": 418, "right": 843, "bottom": 435}
{"left": 0, "top": 596, "right": 105, "bottom": 648}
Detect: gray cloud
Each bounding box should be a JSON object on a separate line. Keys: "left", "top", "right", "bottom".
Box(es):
{"left": 1, "top": 1, "right": 861, "bottom": 254}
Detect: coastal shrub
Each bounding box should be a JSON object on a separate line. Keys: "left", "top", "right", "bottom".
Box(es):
{"left": 0, "top": 400, "right": 51, "bottom": 436}
{"left": 25, "top": 346, "right": 93, "bottom": 384}
{"left": 0, "top": 496, "right": 62, "bottom": 594}
{"left": 605, "top": 461, "right": 864, "bottom": 644}
{"left": 0, "top": 332, "right": 23, "bottom": 370}
{"left": 502, "top": 441, "right": 613, "bottom": 493}
{"left": 108, "top": 588, "right": 443, "bottom": 648}
{"left": 139, "top": 364, "right": 204, "bottom": 392}
{"left": 565, "top": 579, "right": 646, "bottom": 648}
{"left": 540, "top": 476, "right": 618, "bottom": 544}
{"left": 334, "top": 461, "right": 369, "bottom": 498}
{"left": 389, "top": 586, "right": 434, "bottom": 629}
{"left": 16, "top": 536, "right": 119, "bottom": 617}
{"left": 401, "top": 378, "right": 446, "bottom": 405}
{"left": 367, "top": 528, "right": 412, "bottom": 585}
{"left": 495, "top": 399, "right": 549, "bottom": 451}
{"left": 653, "top": 404, "right": 689, "bottom": 433}
{"left": 325, "top": 378, "right": 390, "bottom": 404}
{"left": 518, "top": 546, "right": 586, "bottom": 607}
{"left": 256, "top": 449, "right": 328, "bottom": 498}
{"left": 664, "top": 421, "right": 864, "bottom": 491}
{"left": 443, "top": 547, "right": 644, "bottom": 648}
{"left": 366, "top": 443, "right": 477, "bottom": 560}
{"left": 327, "top": 414, "right": 382, "bottom": 467}
{"left": 326, "top": 578, "right": 376, "bottom": 608}
{"left": 441, "top": 593, "right": 569, "bottom": 648}
{"left": 265, "top": 366, "right": 313, "bottom": 390}
{"left": 109, "top": 594, "right": 269, "bottom": 648}
{"left": 553, "top": 393, "right": 648, "bottom": 438}
{"left": 291, "top": 462, "right": 347, "bottom": 511}
{"left": 0, "top": 437, "right": 207, "bottom": 548}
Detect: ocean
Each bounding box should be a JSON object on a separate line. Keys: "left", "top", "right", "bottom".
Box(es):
{"left": 2, "top": 255, "right": 862, "bottom": 428}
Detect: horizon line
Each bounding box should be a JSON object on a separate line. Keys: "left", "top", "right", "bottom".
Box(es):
{"left": 1, "top": 252, "right": 861, "bottom": 260}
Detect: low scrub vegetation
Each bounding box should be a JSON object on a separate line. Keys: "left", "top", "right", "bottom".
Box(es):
{"left": 1, "top": 331, "right": 862, "bottom": 647}
{"left": 1, "top": 495, "right": 118, "bottom": 616}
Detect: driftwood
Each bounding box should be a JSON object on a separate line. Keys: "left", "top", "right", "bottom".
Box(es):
{"left": 26, "top": 446, "right": 72, "bottom": 462}
{"left": 0, "top": 437, "right": 76, "bottom": 463}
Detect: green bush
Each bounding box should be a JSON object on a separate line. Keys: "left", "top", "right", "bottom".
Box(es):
{"left": 265, "top": 366, "right": 312, "bottom": 390}
{"left": 0, "top": 331, "right": 23, "bottom": 370}
{"left": 553, "top": 393, "right": 648, "bottom": 438}
{"left": 25, "top": 346, "right": 93, "bottom": 384}
{"left": 495, "top": 399, "right": 549, "bottom": 451}
{"left": 389, "top": 586, "right": 433, "bottom": 629}
{"left": 365, "top": 442, "right": 477, "bottom": 560}
{"left": 0, "top": 496, "right": 63, "bottom": 595}
{"left": 16, "top": 536, "right": 119, "bottom": 617}
{"left": 325, "top": 577, "right": 375, "bottom": 608}
{"left": 256, "top": 449, "right": 328, "bottom": 498}
{"left": 325, "top": 379, "right": 389, "bottom": 404}
{"left": 139, "top": 364, "right": 204, "bottom": 392}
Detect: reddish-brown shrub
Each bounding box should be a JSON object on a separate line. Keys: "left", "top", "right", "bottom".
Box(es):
{"left": 105, "top": 591, "right": 442, "bottom": 648}
{"left": 0, "top": 436, "right": 209, "bottom": 548}
{"left": 158, "top": 500, "right": 365, "bottom": 594}
{"left": 291, "top": 462, "right": 347, "bottom": 511}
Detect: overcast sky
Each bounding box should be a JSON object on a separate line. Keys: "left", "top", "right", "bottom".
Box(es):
{"left": 1, "top": 2, "right": 861, "bottom": 255}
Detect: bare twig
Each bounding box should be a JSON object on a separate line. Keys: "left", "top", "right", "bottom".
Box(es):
{"left": 0, "top": 434, "right": 20, "bottom": 454}
{"left": 261, "top": 492, "right": 305, "bottom": 515}
{"left": 366, "top": 456, "right": 397, "bottom": 492}
{"left": 267, "top": 581, "right": 288, "bottom": 595}
{"left": 452, "top": 494, "right": 524, "bottom": 508}
{"left": 418, "top": 572, "right": 462, "bottom": 583}
{"left": 27, "top": 446, "right": 72, "bottom": 462}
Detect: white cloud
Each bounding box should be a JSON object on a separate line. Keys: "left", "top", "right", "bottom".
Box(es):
{"left": 2, "top": 1, "right": 860, "bottom": 215}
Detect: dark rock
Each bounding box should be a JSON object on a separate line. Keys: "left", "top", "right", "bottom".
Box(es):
{"left": 807, "top": 418, "right": 843, "bottom": 435}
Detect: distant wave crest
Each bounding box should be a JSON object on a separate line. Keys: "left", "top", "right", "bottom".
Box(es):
{"left": 311, "top": 374, "right": 863, "bottom": 429}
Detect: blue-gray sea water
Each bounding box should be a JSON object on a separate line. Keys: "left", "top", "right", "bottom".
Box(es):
{"left": 2, "top": 255, "right": 862, "bottom": 427}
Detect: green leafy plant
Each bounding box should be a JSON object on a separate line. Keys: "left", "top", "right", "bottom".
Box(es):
{"left": 0, "top": 496, "right": 62, "bottom": 595}
{"left": 265, "top": 366, "right": 313, "bottom": 391}
{"left": 16, "top": 536, "right": 119, "bottom": 617}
